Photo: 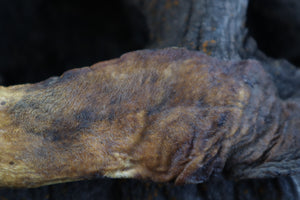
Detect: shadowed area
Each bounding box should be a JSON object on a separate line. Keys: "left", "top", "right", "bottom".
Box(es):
{"left": 0, "top": 0, "right": 149, "bottom": 86}
{"left": 247, "top": 0, "right": 300, "bottom": 66}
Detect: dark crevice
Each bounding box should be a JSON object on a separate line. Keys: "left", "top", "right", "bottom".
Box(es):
{"left": 246, "top": 0, "right": 300, "bottom": 67}
{"left": 0, "top": 0, "right": 149, "bottom": 86}
{"left": 182, "top": 0, "right": 193, "bottom": 40}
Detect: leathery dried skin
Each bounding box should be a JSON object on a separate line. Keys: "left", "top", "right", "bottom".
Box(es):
{"left": 0, "top": 48, "right": 298, "bottom": 187}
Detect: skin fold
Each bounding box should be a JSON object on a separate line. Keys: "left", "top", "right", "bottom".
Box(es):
{"left": 0, "top": 48, "right": 298, "bottom": 187}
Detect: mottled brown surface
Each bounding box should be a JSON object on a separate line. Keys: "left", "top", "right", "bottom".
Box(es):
{"left": 0, "top": 48, "right": 298, "bottom": 187}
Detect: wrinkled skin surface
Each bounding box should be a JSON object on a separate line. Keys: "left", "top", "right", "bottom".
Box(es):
{"left": 0, "top": 48, "right": 298, "bottom": 187}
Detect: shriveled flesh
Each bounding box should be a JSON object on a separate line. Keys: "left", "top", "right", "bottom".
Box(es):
{"left": 0, "top": 48, "right": 298, "bottom": 187}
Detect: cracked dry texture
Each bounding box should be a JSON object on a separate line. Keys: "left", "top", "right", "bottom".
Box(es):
{"left": 0, "top": 48, "right": 298, "bottom": 187}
